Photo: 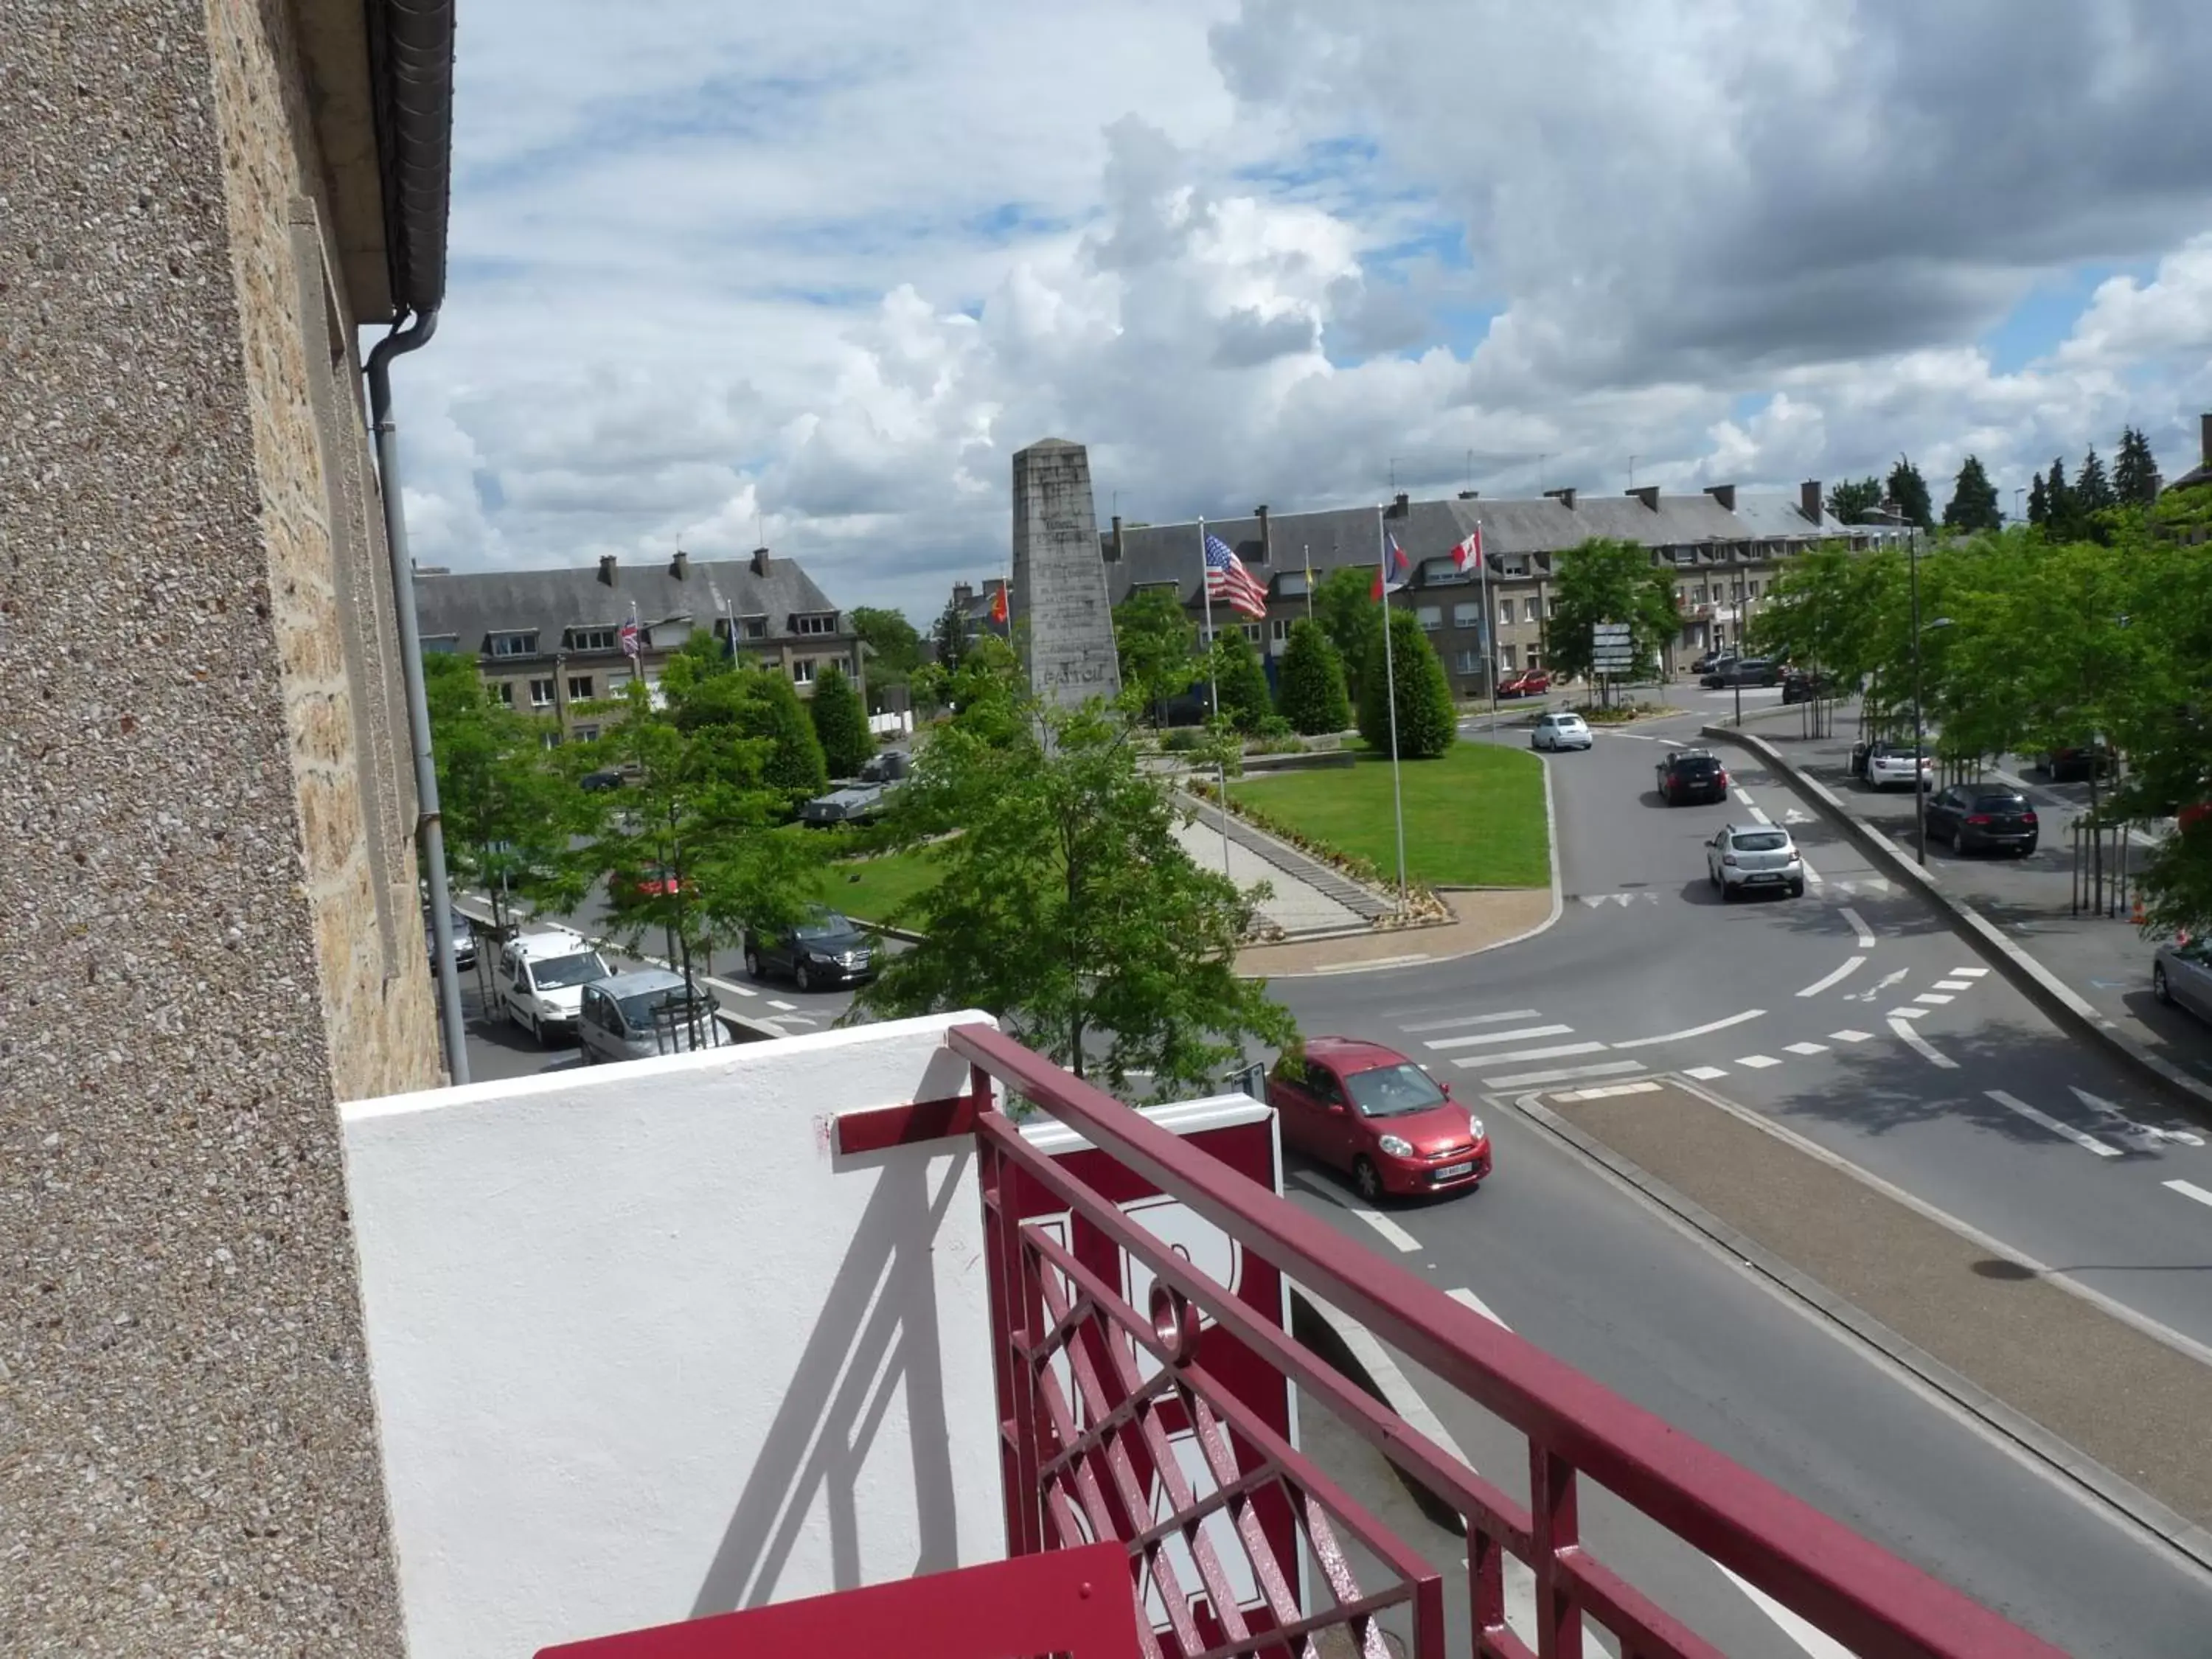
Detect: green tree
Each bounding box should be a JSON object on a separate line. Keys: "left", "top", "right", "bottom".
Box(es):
{"left": 2077, "top": 447, "right": 2116, "bottom": 515}
{"left": 850, "top": 605, "right": 923, "bottom": 706}
{"left": 737, "top": 664, "right": 829, "bottom": 804}
{"left": 1312, "top": 565, "right": 1384, "bottom": 703}
{"left": 2028, "top": 471, "right": 2048, "bottom": 526}
{"left": 1276, "top": 617, "right": 1352, "bottom": 734}
{"left": 1357, "top": 608, "right": 1455, "bottom": 759}
{"left": 422, "top": 653, "right": 591, "bottom": 933}
{"left": 1941, "top": 454, "right": 2003, "bottom": 534}
{"left": 1826, "top": 477, "right": 1885, "bottom": 524}
{"left": 1543, "top": 536, "right": 1678, "bottom": 684}
{"left": 2115, "top": 425, "right": 2161, "bottom": 507}
{"left": 807, "top": 661, "right": 874, "bottom": 778}
{"left": 931, "top": 592, "right": 971, "bottom": 673}
{"left": 2043, "top": 456, "right": 2076, "bottom": 539}
{"left": 1112, "top": 588, "right": 1203, "bottom": 721}
{"left": 1886, "top": 456, "right": 1934, "bottom": 529}
{"left": 1211, "top": 627, "right": 1273, "bottom": 734}
{"left": 857, "top": 686, "right": 1295, "bottom": 1098}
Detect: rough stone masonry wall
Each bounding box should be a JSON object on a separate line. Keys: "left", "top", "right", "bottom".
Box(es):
{"left": 0, "top": 1, "right": 422, "bottom": 1652}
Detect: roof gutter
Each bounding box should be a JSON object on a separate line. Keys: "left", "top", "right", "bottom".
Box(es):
{"left": 365, "top": 0, "right": 455, "bottom": 314}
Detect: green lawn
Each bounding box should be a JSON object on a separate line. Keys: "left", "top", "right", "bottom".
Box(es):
{"left": 1228, "top": 742, "right": 1550, "bottom": 888}
{"left": 826, "top": 847, "right": 942, "bottom": 924}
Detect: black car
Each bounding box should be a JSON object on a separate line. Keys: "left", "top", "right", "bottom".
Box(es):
{"left": 1924, "top": 786, "right": 2039, "bottom": 855}
{"left": 2042, "top": 739, "right": 2114, "bottom": 782}
{"left": 1656, "top": 749, "right": 1730, "bottom": 806}
{"left": 581, "top": 768, "right": 625, "bottom": 793}
{"left": 1703, "top": 656, "right": 1778, "bottom": 689}
{"left": 744, "top": 908, "right": 877, "bottom": 991}
{"left": 1689, "top": 650, "right": 1727, "bottom": 676}
{"left": 1779, "top": 668, "right": 1832, "bottom": 704}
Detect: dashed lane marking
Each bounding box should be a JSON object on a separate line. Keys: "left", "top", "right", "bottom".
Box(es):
{"left": 1479, "top": 1059, "right": 1648, "bottom": 1089}
{"left": 1610, "top": 1008, "right": 1764, "bottom": 1049}
{"left": 1796, "top": 956, "right": 1865, "bottom": 997}
{"left": 1933, "top": 978, "right": 1976, "bottom": 991}
{"left": 1683, "top": 1065, "right": 1731, "bottom": 1081}
{"left": 1886, "top": 1005, "right": 1931, "bottom": 1020}
{"left": 1785, "top": 1042, "right": 1829, "bottom": 1057}
{"left": 1735, "top": 1054, "right": 1782, "bottom": 1069}
{"left": 1950, "top": 967, "right": 1990, "bottom": 977}
{"left": 1889, "top": 1017, "right": 1958, "bottom": 1069}
{"left": 1800, "top": 855, "right": 1823, "bottom": 886}
{"left": 1838, "top": 906, "right": 1876, "bottom": 947}
{"left": 1986, "top": 1089, "right": 2121, "bottom": 1158}
{"left": 1474, "top": 1041, "right": 1610, "bottom": 1065}
{"left": 1914, "top": 992, "right": 1955, "bottom": 1006}
{"left": 1747, "top": 805, "right": 1773, "bottom": 824}
{"left": 1733, "top": 787, "right": 1757, "bottom": 807}
{"left": 1425, "top": 1023, "right": 1575, "bottom": 1051}
{"left": 1397, "top": 1008, "right": 1542, "bottom": 1033}
{"left": 768, "top": 999, "right": 798, "bottom": 1011}
{"left": 1829, "top": 1029, "right": 1874, "bottom": 1043}
{"left": 2166, "top": 1180, "right": 2212, "bottom": 1211}
{"left": 2073, "top": 1087, "right": 2206, "bottom": 1147}
{"left": 1292, "top": 1172, "right": 1422, "bottom": 1250}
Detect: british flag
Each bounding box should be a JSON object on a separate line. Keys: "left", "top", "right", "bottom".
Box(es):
{"left": 1203, "top": 532, "right": 1271, "bottom": 619}
{"left": 619, "top": 611, "right": 642, "bottom": 660}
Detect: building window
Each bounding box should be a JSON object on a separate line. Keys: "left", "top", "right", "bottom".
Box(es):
{"left": 1498, "top": 599, "right": 1514, "bottom": 626}
{"left": 792, "top": 659, "right": 816, "bottom": 685}
{"left": 567, "top": 627, "right": 617, "bottom": 652}
{"left": 572, "top": 726, "right": 599, "bottom": 742}
{"left": 1138, "top": 580, "right": 1183, "bottom": 599}
{"left": 1416, "top": 605, "right": 1441, "bottom": 631}
{"left": 529, "top": 678, "right": 555, "bottom": 708}
{"left": 1276, "top": 573, "right": 1309, "bottom": 597}
{"left": 1270, "top": 618, "right": 1293, "bottom": 644}
{"left": 1420, "top": 557, "right": 1467, "bottom": 584}
{"left": 1241, "top": 622, "right": 1262, "bottom": 644}
{"left": 1515, "top": 598, "right": 1534, "bottom": 622}
{"left": 490, "top": 631, "right": 538, "bottom": 657}
{"left": 1694, "top": 585, "right": 1708, "bottom": 603}
{"left": 1498, "top": 644, "right": 1516, "bottom": 670}
{"left": 493, "top": 681, "right": 515, "bottom": 706}
{"left": 739, "top": 614, "right": 769, "bottom": 640}
{"left": 1452, "top": 649, "right": 1483, "bottom": 674}
{"left": 1526, "top": 651, "right": 1544, "bottom": 670}
{"left": 568, "top": 675, "right": 594, "bottom": 700}
{"left": 793, "top": 613, "right": 838, "bottom": 636}
{"left": 1747, "top": 580, "right": 1762, "bottom": 599}
{"left": 1452, "top": 602, "right": 1482, "bottom": 628}
{"left": 1545, "top": 597, "right": 1557, "bottom": 618}
{"left": 540, "top": 730, "right": 563, "bottom": 750}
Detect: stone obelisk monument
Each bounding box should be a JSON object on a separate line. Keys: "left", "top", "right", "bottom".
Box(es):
{"left": 1012, "top": 438, "right": 1121, "bottom": 708}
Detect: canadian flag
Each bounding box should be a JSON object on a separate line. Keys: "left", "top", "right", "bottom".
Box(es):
{"left": 1451, "top": 526, "right": 1484, "bottom": 572}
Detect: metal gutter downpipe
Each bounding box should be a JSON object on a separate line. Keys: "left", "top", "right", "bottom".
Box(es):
{"left": 366, "top": 308, "right": 469, "bottom": 1085}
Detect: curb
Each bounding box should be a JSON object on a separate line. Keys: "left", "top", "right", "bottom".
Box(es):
{"left": 1705, "top": 723, "right": 2212, "bottom": 1116}
{"left": 1503, "top": 1087, "right": 2212, "bottom": 1577}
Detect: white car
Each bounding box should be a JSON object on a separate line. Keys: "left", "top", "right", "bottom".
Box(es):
{"left": 1531, "top": 711, "right": 1593, "bottom": 751}
{"left": 1864, "top": 742, "right": 1932, "bottom": 791}
{"left": 1707, "top": 824, "right": 1806, "bottom": 900}
{"left": 497, "top": 928, "right": 613, "bottom": 1045}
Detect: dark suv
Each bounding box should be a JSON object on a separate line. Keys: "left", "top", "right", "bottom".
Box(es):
{"left": 1924, "top": 786, "right": 2038, "bottom": 855}
{"left": 743, "top": 908, "right": 877, "bottom": 991}
{"left": 1656, "top": 750, "right": 1730, "bottom": 805}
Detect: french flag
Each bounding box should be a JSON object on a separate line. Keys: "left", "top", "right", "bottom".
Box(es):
{"left": 1371, "top": 532, "right": 1413, "bottom": 600}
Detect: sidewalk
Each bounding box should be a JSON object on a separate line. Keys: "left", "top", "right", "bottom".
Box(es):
{"left": 1708, "top": 703, "right": 2212, "bottom": 1101}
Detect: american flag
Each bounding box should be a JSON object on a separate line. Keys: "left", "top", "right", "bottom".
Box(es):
{"left": 1203, "top": 532, "right": 1271, "bottom": 619}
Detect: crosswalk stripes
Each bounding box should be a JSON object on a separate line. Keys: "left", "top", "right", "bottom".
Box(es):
{"left": 1424, "top": 1023, "right": 1574, "bottom": 1051}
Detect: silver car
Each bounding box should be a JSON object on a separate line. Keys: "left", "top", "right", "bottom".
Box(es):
{"left": 1707, "top": 824, "right": 1806, "bottom": 900}
{"left": 578, "top": 970, "right": 737, "bottom": 1064}
{"left": 2153, "top": 937, "right": 2212, "bottom": 1025}
{"left": 1863, "top": 741, "right": 1932, "bottom": 791}
{"left": 1531, "top": 711, "right": 1593, "bottom": 751}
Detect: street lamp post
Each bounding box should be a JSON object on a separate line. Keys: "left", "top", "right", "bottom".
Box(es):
{"left": 1910, "top": 527, "right": 1925, "bottom": 862}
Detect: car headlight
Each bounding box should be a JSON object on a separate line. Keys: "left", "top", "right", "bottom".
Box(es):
{"left": 1467, "top": 1117, "right": 1485, "bottom": 1140}
{"left": 1377, "top": 1135, "right": 1413, "bottom": 1157}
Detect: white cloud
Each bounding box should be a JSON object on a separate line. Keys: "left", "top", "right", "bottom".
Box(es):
{"left": 389, "top": 0, "right": 2212, "bottom": 619}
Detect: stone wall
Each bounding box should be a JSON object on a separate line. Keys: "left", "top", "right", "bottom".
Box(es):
{"left": 0, "top": 0, "right": 428, "bottom": 1651}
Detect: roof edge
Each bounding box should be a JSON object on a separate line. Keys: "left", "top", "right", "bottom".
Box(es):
{"left": 365, "top": 0, "right": 455, "bottom": 315}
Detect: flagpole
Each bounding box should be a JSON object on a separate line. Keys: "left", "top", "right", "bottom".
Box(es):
{"left": 1197, "top": 517, "right": 1233, "bottom": 879}
{"left": 1476, "top": 521, "right": 1498, "bottom": 723}
{"left": 630, "top": 600, "right": 643, "bottom": 686}
{"left": 1377, "top": 506, "right": 1408, "bottom": 912}
{"left": 1303, "top": 545, "right": 1313, "bottom": 622}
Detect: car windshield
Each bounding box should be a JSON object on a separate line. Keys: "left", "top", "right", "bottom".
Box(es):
{"left": 795, "top": 911, "right": 854, "bottom": 941}
{"left": 616, "top": 987, "right": 714, "bottom": 1029}
{"left": 1672, "top": 757, "right": 1717, "bottom": 774}
{"left": 1974, "top": 795, "right": 2028, "bottom": 811}
{"left": 1342, "top": 1062, "right": 1447, "bottom": 1118}
{"left": 1731, "top": 831, "right": 1790, "bottom": 852}
{"left": 530, "top": 951, "right": 609, "bottom": 990}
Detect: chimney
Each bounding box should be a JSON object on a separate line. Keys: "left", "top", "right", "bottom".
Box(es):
{"left": 1392, "top": 491, "right": 1410, "bottom": 515}
{"left": 1110, "top": 514, "right": 1124, "bottom": 563}
{"left": 1627, "top": 485, "right": 1660, "bottom": 511}
{"left": 597, "top": 554, "right": 618, "bottom": 585}
{"left": 952, "top": 582, "right": 973, "bottom": 607}
{"left": 2201, "top": 411, "right": 2211, "bottom": 467}
{"left": 1543, "top": 487, "right": 1576, "bottom": 510}
{"left": 750, "top": 546, "right": 772, "bottom": 577}
{"left": 1253, "top": 505, "right": 1270, "bottom": 563}
{"left": 1703, "top": 484, "right": 1736, "bottom": 512}
{"left": 670, "top": 549, "right": 689, "bottom": 579}
{"left": 1456, "top": 490, "right": 1478, "bottom": 501}
{"left": 1799, "top": 480, "right": 1823, "bottom": 523}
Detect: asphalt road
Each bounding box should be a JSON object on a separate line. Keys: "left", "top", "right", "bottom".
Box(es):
{"left": 1261, "top": 691, "right": 2212, "bottom": 1655}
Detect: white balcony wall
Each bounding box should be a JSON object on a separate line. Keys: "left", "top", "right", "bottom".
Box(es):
{"left": 339, "top": 1013, "right": 1005, "bottom": 1658}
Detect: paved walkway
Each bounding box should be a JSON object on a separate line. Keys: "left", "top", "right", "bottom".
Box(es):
{"left": 1172, "top": 787, "right": 1396, "bottom": 925}
{"left": 1171, "top": 804, "right": 1368, "bottom": 934}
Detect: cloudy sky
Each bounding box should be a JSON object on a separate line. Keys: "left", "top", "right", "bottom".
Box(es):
{"left": 394, "top": 0, "right": 2212, "bottom": 622}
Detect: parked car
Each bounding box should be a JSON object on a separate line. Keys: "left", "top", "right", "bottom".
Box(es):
{"left": 1265, "top": 1036, "right": 1490, "bottom": 1201}
{"left": 1655, "top": 749, "right": 1730, "bottom": 805}
{"left": 1704, "top": 656, "right": 1778, "bottom": 689}
{"left": 1689, "top": 650, "right": 1727, "bottom": 675}
{"left": 1707, "top": 824, "right": 1806, "bottom": 899}
{"left": 626, "top": 864, "right": 689, "bottom": 899}
{"left": 859, "top": 750, "right": 910, "bottom": 785}
{"left": 2153, "top": 936, "right": 2212, "bottom": 1024}
{"left": 426, "top": 905, "right": 477, "bottom": 973}
{"left": 1496, "top": 668, "right": 1551, "bottom": 699}
{"left": 1779, "top": 668, "right": 1832, "bottom": 704}
{"left": 801, "top": 784, "right": 886, "bottom": 826}
{"left": 580, "top": 768, "right": 625, "bottom": 793}
{"left": 2042, "top": 738, "right": 2115, "bottom": 782}
{"left": 1924, "top": 786, "right": 2039, "bottom": 855}
{"left": 744, "top": 908, "right": 877, "bottom": 990}
{"left": 1697, "top": 656, "right": 1739, "bottom": 688}
{"left": 496, "top": 928, "right": 612, "bottom": 1044}
{"left": 1530, "top": 711, "right": 1592, "bottom": 751}
{"left": 1863, "top": 741, "right": 1933, "bottom": 791}
{"left": 578, "top": 969, "right": 736, "bottom": 1064}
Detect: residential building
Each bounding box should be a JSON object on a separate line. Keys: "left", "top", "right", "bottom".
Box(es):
{"left": 2160, "top": 412, "right": 2212, "bottom": 495}
{"left": 414, "top": 548, "right": 866, "bottom": 738}
{"left": 1101, "top": 486, "right": 1901, "bottom": 698}
{"left": 2, "top": 1, "right": 454, "bottom": 1649}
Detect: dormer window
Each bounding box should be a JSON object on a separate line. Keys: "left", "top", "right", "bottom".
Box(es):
{"left": 490, "top": 630, "right": 539, "bottom": 657}
{"left": 566, "top": 626, "right": 619, "bottom": 652}
{"left": 792, "top": 613, "right": 838, "bottom": 637}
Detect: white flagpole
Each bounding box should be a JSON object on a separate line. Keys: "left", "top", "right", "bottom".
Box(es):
{"left": 1377, "top": 506, "right": 1408, "bottom": 911}
{"left": 1476, "top": 523, "right": 1498, "bottom": 721}
{"left": 629, "top": 600, "right": 643, "bottom": 686}
{"left": 1303, "top": 544, "right": 1314, "bottom": 622}
{"left": 1197, "top": 518, "right": 1233, "bottom": 878}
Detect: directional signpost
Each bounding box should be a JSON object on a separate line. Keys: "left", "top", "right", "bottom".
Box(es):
{"left": 1591, "top": 622, "right": 1635, "bottom": 708}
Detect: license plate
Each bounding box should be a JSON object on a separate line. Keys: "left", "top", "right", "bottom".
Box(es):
{"left": 1747, "top": 872, "right": 1780, "bottom": 883}
{"left": 1435, "top": 1162, "right": 1475, "bottom": 1180}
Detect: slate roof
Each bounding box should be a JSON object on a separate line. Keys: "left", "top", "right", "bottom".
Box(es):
{"left": 1103, "top": 489, "right": 1881, "bottom": 604}
{"left": 414, "top": 555, "right": 846, "bottom": 653}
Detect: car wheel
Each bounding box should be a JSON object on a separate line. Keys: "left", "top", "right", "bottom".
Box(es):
{"left": 795, "top": 961, "right": 813, "bottom": 992}
{"left": 1720, "top": 880, "right": 1736, "bottom": 902}
{"left": 1790, "top": 880, "right": 1806, "bottom": 898}
{"left": 1353, "top": 1157, "right": 1382, "bottom": 1203}
{"left": 2154, "top": 964, "right": 2173, "bottom": 1005}
{"left": 744, "top": 947, "right": 762, "bottom": 978}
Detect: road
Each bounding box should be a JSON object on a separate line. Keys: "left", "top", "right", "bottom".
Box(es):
{"left": 1261, "top": 689, "right": 2212, "bottom": 1655}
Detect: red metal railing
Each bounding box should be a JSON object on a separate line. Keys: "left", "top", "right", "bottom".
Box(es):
{"left": 953, "top": 1022, "right": 2065, "bottom": 1659}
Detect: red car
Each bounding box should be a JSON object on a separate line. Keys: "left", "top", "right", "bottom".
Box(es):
{"left": 1266, "top": 1035, "right": 1491, "bottom": 1200}
{"left": 1496, "top": 669, "right": 1551, "bottom": 698}
{"left": 627, "top": 865, "right": 689, "bottom": 899}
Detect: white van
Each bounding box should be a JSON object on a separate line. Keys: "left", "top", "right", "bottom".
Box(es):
{"left": 496, "top": 929, "right": 611, "bottom": 1045}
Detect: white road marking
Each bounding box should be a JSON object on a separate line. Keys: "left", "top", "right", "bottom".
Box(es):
{"left": 1747, "top": 805, "right": 1773, "bottom": 825}
{"left": 1829, "top": 1029, "right": 1874, "bottom": 1043}
{"left": 1659, "top": 737, "right": 1684, "bottom": 747}
{"left": 1293, "top": 1173, "right": 1425, "bottom": 1250}
{"left": 1736, "top": 1054, "right": 1782, "bottom": 1069}
{"left": 1310, "top": 953, "right": 1430, "bottom": 974}
{"left": 2165, "top": 1180, "right": 2212, "bottom": 1211}
{"left": 1933, "top": 978, "right": 1975, "bottom": 992}
{"left": 1785, "top": 1042, "right": 1829, "bottom": 1056}
{"left": 1913, "top": 992, "right": 1954, "bottom": 1006}
{"left": 1715, "top": 1567, "right": 1860, "bottom": 1659}
{"left": 1683, "top": 1065, "right": 1731, "bottom": 1080}
{"left": 1838, "top": 906, "right": 1876, "bottom": 947}
{"left": 1888, "top": 1018, "right": 1958, "bottom": 1068}
{"left": 1447, "top": 1286, "right": 1509, "bottom": 1324}
{"left": 2072, "top": 1086, "right": 2207, "bottom": 1147}
{"left": 1472, "top": 1041, "right": 1611, "bottom": 1065}
{"left": 1799, "top": 855, "right": 1823, "bottom": 886}
{"left": 1481, "top": 1059, "right": 1649, "bottom": 1088}
{"left": 768, "top": 999, "right": 798, "bottom": 1011}
{"left": 776, "top": 1014, "right": 820, "bottom": 1027}
{"left": 1950, "top": 967, "right": 1989, "bottom": 977}
{"left": 1555, "top": 1080, "right": 1662, "bottom": 1100}
{"left": 1426, "top": 1023, "right": 1575, "bottom": 1051}
{"left": 1613, "top": 731, "right": 1659, "bottom": 742}
{"left": 1857, "top": 968, "right": 1910, "bottom": 1003}
{"left": 1796, "top": 956, "right": 1865, "bottom": 998}
{"left": 728, "top": 984, "right": 759, "bottom": 997}
{"left": 1986, "top": 1090, "right": 2121, "bottom": 1158}
{"left": 1397, "top": 1009, "right": 1542, "bottom": 1034}
{"left": 1610, "top": 1008, "right": 1764, "bottom": 1049}
{"left": 1733, "top": 787, "right": 1756, "bottom": 807}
